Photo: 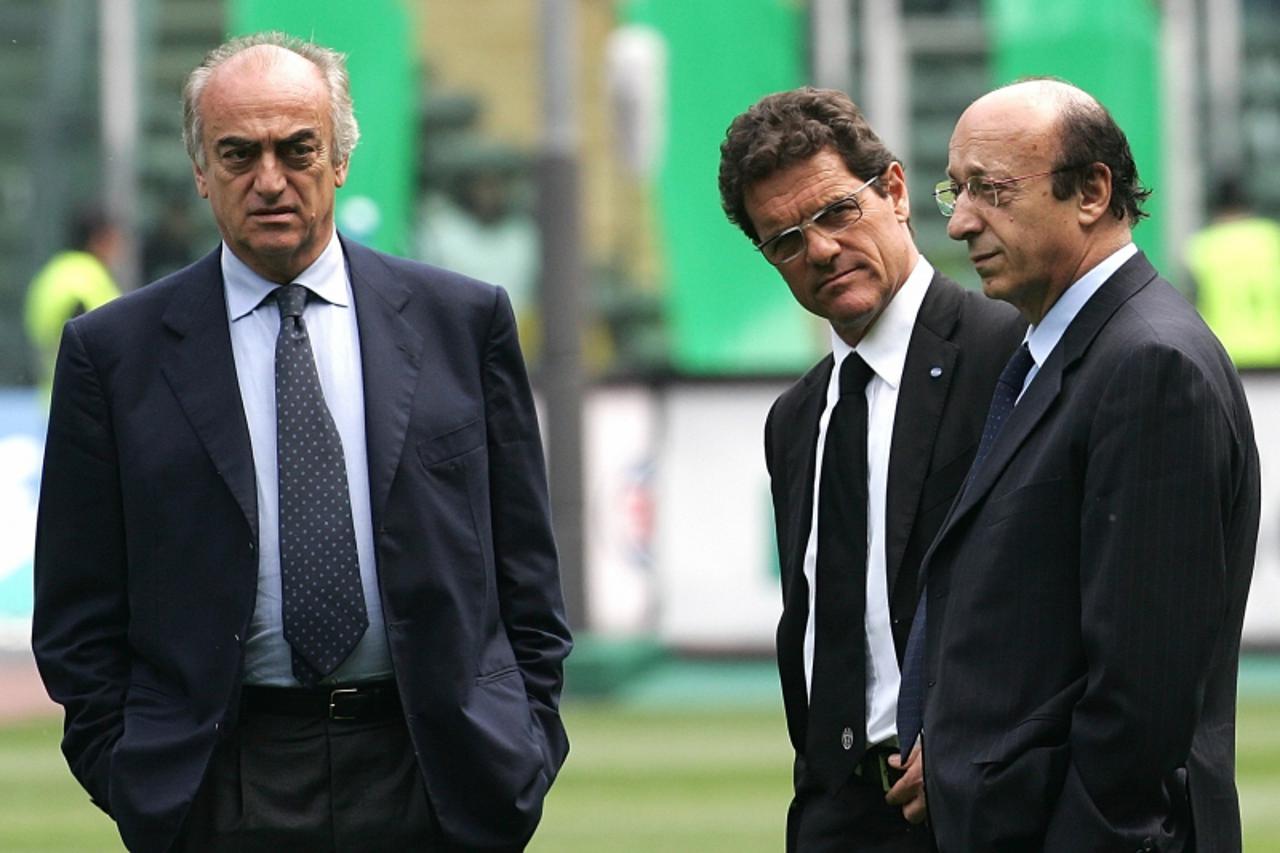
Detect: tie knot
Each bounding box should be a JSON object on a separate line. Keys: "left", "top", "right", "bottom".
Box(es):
{"left": 839, "top": 353, "right": 875, "bottom": 397}
{"left": 275, "top": 283, "right": 308, "bottom": 320}
{"left": 999, "top": 343, "right": 1035, "bottom": 392}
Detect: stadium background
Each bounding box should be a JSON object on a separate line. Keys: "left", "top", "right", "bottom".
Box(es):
{"left": 1, "top": 0, "right": 1277, "bottom": 849}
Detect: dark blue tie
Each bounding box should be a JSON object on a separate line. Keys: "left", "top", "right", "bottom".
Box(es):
{"left": 897, "top": 343, "right": 1034, "bottom": 757}
{"left": 969, "top": 343, "right": 1035, "bottom": 475}
{"left": 806, "top": 353, "right": 875, "bottom": 787}
{"left": 275, "top": 283, "right": 368, "bottom": 686}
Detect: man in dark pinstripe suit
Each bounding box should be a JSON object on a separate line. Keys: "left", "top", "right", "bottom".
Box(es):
{"left": 914, "top": 79, "right": 1261, "bottom": 852}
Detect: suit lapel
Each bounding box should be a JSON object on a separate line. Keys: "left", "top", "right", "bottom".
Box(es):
{"left": 773, "top": 358, "right": 829, "bottom": 748}
{"left": 883, "top": 274, "right": 960, "bottom": 593}
{"left": 939, "top": 252, "right": 1159, "bottom": 534}
{"left": 782, "top": 360, "right": 831, "bottom": 579}
{"left": 160, "top": 249, "right": 258, "bottom": 538}
{"left": 342, "top": 238, "right": 425, "bottom": 531}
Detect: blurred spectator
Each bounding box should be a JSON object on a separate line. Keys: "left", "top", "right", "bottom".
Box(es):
{"left": 1185, "top": 176, "right": 1280, "bottom": 367}
{"left": 23, "top": 208, "right": 122, "bottom": 397}
{"left": 415, "top": 142, "right": 541, "bottom": 357}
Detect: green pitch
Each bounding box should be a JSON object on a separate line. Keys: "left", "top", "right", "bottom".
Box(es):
{"left": 3, "top": 699, "right": 1277, "bottom": 851}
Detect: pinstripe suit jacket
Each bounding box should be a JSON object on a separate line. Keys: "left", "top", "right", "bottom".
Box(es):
{"left": 919, "top": 252, "right": 1261, "bottom": 852}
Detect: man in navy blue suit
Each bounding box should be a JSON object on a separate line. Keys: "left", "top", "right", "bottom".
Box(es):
{"left": 913, "top": 79, "right": 1259, "bottom": 852}
{"left": 33, "top": 31, "right": 570, "bottom": 852}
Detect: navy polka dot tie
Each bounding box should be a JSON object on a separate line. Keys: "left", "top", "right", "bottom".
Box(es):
{"left": 274, "top": 283, "right": 368, "bottom": 686}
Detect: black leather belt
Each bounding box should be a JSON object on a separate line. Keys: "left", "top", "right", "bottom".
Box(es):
{"left": 240, "top": 681, "right": 401, "bottom": 722}
{"left": 852, "top": 743, "right": 905, "bottom": 792}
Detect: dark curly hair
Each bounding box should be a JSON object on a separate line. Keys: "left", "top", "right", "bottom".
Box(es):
{"left": 1043, "top": 82, "right": 1152, "bottom": 222}
{"left": 718, "top": 87, "right": 897, "bottom": 243}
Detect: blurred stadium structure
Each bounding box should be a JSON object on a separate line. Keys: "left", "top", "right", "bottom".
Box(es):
{"left": 1, "top": 0, "right": 1279, "bottom": 680}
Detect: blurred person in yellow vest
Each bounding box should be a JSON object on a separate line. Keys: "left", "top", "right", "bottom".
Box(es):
{"left": 24, "top": 208, "right": 123, "bottom": 396}
{"left": 1186, "top": 176, "right": 1280, "bottom": 367}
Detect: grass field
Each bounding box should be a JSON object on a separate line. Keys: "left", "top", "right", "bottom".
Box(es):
{"left": 2, "top": 696, "right": 1278, "bottom": 852}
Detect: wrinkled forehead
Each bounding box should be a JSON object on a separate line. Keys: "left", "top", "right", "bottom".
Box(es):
{"left": 198, "top": 46, "right": 331, "bottom": 140}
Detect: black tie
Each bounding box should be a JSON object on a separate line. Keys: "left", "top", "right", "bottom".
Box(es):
{"left": 275, "top": 283, "right": 368, "bottom": 686}
{"left": 807, "top": 352, "right": 875, "bottom": 787}
{"left": 897, "top": 342, "right": 1035, "bottom": 757}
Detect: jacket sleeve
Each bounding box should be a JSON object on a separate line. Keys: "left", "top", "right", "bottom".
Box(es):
{"left": 31, "top": 320, "right": 129, "bottom": 814}
{"left": 480, "top": 286, "right": 572, "bottom": 780}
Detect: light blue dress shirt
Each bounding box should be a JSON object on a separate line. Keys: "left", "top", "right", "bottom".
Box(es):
{"left": 1020, "top": 242, "right": 1139, "bottom": 400}
{"left": 222, "top": 233, "right": 393, "bottom": 686}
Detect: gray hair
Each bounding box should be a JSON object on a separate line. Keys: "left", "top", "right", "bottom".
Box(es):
{"left": 182, "top": 31, "right": 360, "bottom": 168}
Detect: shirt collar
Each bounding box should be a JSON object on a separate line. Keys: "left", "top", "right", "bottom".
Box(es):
{"left": 1024, "top": 242, "right": 1136, "bottom": 367}
{"left": 223, "top": 231, "right": 347, "bottom": 321}
{"left": 830, "top": 255, "right": 934, "bottom": 390}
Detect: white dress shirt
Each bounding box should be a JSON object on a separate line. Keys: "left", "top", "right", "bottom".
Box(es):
{"left": 803, "top": 255, "right": 935, "bottom": 747}
{"left": 1020, "top": 243, "right": 1138, "bottom": 399}
{"left": 223, "top": 232, "right": 393, "bottom": 686}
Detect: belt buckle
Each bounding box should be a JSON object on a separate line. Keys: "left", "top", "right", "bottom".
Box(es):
{"left": 329, "top": 687, "right": 359, "bottom": 720}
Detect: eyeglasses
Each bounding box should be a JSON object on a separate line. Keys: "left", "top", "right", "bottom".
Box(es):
{"left": 755, "top": 176, "right": 879, "bottom": 265}
{"left": 933, "top": 166, "right": 1081, "bottom": 217}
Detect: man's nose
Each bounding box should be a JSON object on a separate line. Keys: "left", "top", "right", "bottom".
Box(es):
{"left": 804, "top": 227, "right": 841, "bottom": 266}
{"left": 946, "top": 193, "right": 982, "bottom": 242}
{"left": 253, "top": 154, "right": 286, "bottom": 197}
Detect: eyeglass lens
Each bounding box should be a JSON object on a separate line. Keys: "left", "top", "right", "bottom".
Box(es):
{"left": 763, "top": 198, "right": 863, "bottom": 264}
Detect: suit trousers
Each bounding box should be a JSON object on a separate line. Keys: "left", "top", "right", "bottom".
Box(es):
{"left": 174, "top": 702, "right": 440, "bottom": 852}
{"left": 788, "top": 764, "right": 936, "bottom": 853}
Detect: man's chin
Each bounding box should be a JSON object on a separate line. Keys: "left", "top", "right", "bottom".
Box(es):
{"left": 226, "top": 236, "right": 312, "bottom": 282}
{"left": 240, "top": 236, "right": 307, "bottom": 263}
{"left": 979, "top": 276, "right": 1008, "bottom": 302}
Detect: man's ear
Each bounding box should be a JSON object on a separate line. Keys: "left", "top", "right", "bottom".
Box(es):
{"left": 334, "top": 157, "right": 349, "bottom": 188}
{"left": 884, "top": 161, "right": 910, "bottom": 222}
{"left": 193, "top": 161, "right": 209, "bottom": 199}
{"left": 1077, "top": 162, "right": 1113, "bottom": 226}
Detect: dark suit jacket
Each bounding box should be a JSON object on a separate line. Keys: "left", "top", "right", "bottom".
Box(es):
{"left": 764, "top": 272, "right": 1023, "bottom": 839}
{"left": 31, "top": 238, "right": 572, "bottom": 853}
{"left": 920, "top": 252, "right": 1260, "bottom": 852}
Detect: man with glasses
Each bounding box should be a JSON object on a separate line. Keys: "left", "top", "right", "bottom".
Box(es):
{"left": 906, "top": 78, "right": 1260, "bottom": 851}
{"left": 717, "top": 87, "right": 1023, "bottom": 851}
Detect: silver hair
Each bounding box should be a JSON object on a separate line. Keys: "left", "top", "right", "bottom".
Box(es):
{"left": 182, "top": 31, "right": 360, "bottom": 168}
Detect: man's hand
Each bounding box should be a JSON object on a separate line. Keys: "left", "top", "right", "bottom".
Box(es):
{"left": 885, "top": 741, "right": 927, "bottom": 824}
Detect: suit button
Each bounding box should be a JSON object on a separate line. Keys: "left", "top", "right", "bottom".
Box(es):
{"left": 927, "top": 679, "right": 935, "bottom": 687}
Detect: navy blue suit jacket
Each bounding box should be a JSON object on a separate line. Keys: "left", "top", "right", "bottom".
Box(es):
{"left": 920, "top": 253, "right": 1260, "bottom": 852}
{"left": 32, "top": 237, "right": 571, "bottom": 852}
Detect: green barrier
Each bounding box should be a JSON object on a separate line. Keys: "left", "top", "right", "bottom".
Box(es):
{"left": 624, "top": 0, "right": 817, "bottom": 375}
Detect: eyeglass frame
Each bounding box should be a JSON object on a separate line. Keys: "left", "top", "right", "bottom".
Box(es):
{"left": 933, "top": 164, "right": 1088, "bottom": 217}
{"left": 754, "top": 175, "right": 880, "bottom": 266}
